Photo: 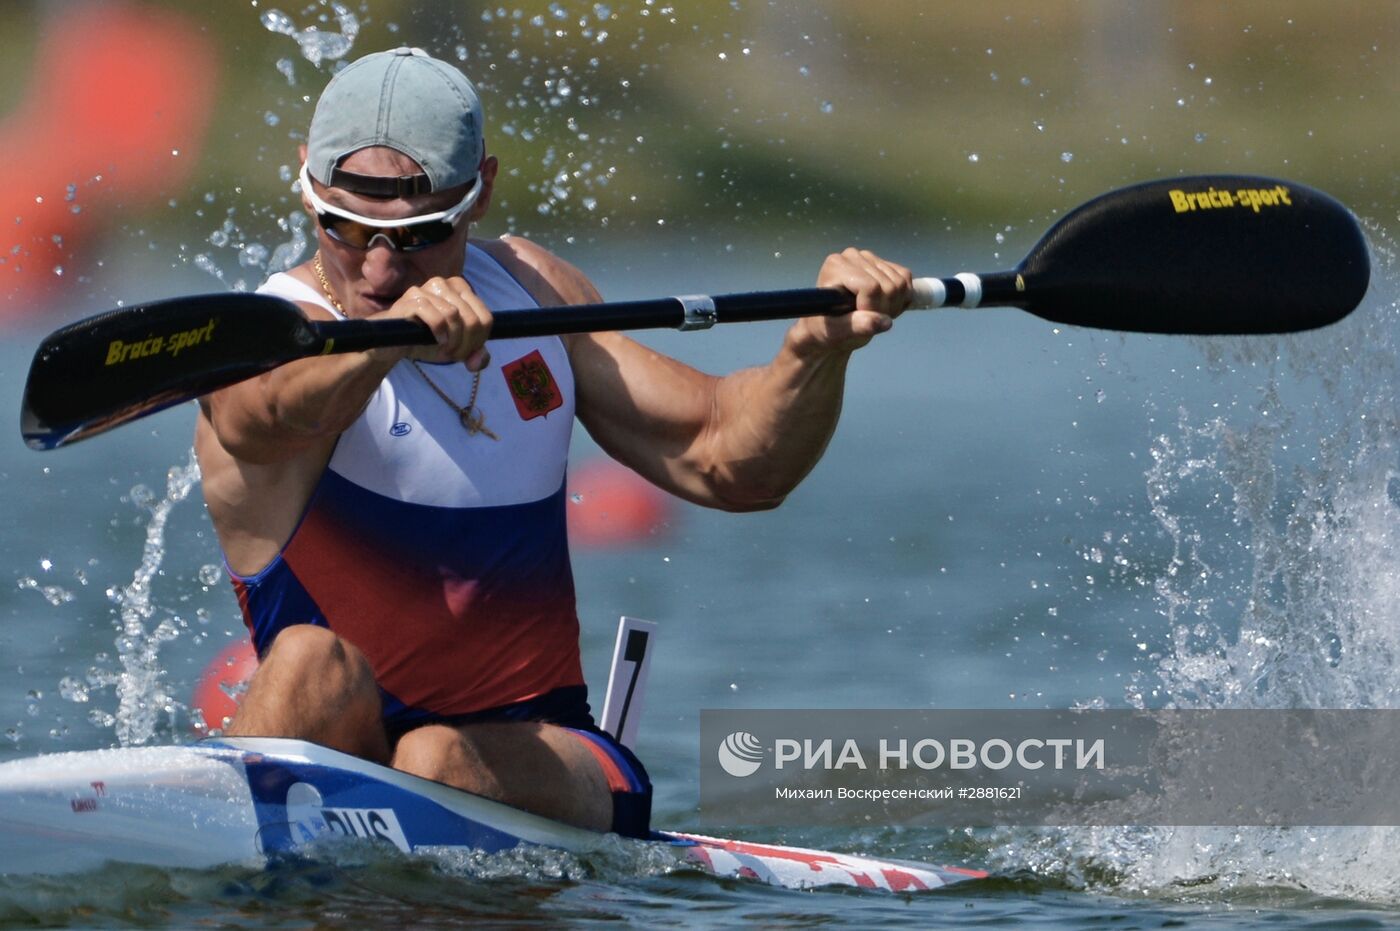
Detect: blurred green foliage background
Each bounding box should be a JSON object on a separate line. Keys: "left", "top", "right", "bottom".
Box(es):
{"left": 0, "top": 0, "right": 1395, "bottom": 314}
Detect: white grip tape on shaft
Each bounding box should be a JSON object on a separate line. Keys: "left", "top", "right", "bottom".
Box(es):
{"left": 911, "top": 274, "right": 982, "bottom": 309}
{"left": 911, "top": 277, "right": 946, "bottom": 309}
{"left": 954, "top": 273, "right": 983, "bottom": 308}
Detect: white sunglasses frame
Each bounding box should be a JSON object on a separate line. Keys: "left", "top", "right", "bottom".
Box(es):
{"left": 298, "top": 163, "right": 482, "bottom": 240}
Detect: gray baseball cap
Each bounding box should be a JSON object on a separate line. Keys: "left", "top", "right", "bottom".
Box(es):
{"left": 306, "top": 47, "right": 484, "bottom": 197}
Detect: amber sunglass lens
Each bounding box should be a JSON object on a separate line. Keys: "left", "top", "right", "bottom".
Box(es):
{"left": 318, "top": 214, "right": 375, "bottom": 248}
{"left": 394, "top": 221, "right": 456, "bottom": 249}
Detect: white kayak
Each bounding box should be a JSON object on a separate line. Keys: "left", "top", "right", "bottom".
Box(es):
{"left": 0, "top": 736, "right": 985, "bottom": 892}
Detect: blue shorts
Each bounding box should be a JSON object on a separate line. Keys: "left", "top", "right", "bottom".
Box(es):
{"left": 560, "top": 726, "right": 653, "bottom": 839}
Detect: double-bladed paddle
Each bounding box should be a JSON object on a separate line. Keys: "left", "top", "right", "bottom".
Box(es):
{"left": 20, "top": 174, "right": 1370, "bottom": 450}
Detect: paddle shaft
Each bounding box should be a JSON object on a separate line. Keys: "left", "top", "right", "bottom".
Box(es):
{"left": 317, "top": 273, "right": 1021, "bottom": 352}
{"left": 21, "top": 173, "right": 1370, "bottom": 450}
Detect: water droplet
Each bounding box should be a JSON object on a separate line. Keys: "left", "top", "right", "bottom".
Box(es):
{"left": 59, "top": 677, "right": 90, "bottom": 703}
{"left": 42, "top": 586, "right": 74, "bottom": 606}
{"left": 260, "top": 9, "right": 297, "bottom": 35}
{"left": 263, "top": 111, "right": 280, "bottom": 127}
{"left": 64, "top": 183, "right": 77, "bottom": 202}
{"left": 1060, "top": 151, "right": 1074, "bottom": 163}
{"left": 968, "top": 153, "right": 980, "bottom": 163}
{"left": 455, "top": 44, "right": 469, "bottom": 60}
{"left": 219, "top": 678, "right": 250, "bottom": 701}
{"left": 276, "top": 57, "right": 296, "bottom": 84}
{"left": 87, "top": 709, "right": 115, "bottom": 728}
{"left": 209, "top": 230, "right": 229, "bottom": 247}
{"left": 1194, "top": 132, "right": 1207, "bottom": 143}
{"left": 198, "top": 564, "right": 224, "bottom": 587}
{"left": 194, "top": 253, "right": 225, "bottom": 283}
{"left": 239, "top": 242, "right": 269, "bottom": 268}
{"left": 819, "top": 101, "right": 834, "bottom": 114}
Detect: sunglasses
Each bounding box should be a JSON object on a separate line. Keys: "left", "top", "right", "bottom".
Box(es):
{"left": 299, "top": 163, "right": 482, "bottom": 252}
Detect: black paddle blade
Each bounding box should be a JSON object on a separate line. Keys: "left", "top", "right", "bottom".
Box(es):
{"left": 1017, "top": 175, "right": 1370, "bottom": 334}
{"left": 21, "top": 293, "right": 318, "bottom": 450}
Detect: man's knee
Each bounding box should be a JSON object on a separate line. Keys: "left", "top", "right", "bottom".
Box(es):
{"left": 260, "top": 626, "right": 374, "bottom": 691}
{"left": 243, "top": 625, "right": 381, "bottom": 725}
{"left": 228, "top": 625, "right": 387, "bottom": 759}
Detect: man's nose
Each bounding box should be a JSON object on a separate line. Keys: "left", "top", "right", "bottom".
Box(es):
{"left": 360, "top": 238, "right": 408, "bottom": 286}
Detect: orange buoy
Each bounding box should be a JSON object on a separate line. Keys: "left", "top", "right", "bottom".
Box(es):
{"left": 190, "top": 638, "right": 258, "bottom": 733}
{"left": 566, "top": 458, "right": 675, "bottom": 548}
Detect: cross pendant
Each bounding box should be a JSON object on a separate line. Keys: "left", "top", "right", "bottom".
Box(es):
{"left": 461, "top": 408, "right": 499, "bottom": 441}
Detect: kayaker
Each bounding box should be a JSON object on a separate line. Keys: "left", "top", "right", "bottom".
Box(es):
{"left": 194, "top": 47, "right": 913, "bottom": 838}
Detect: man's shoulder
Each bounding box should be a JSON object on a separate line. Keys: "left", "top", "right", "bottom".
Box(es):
{"left": 260, "top": 265, "right": 339, "bottom": 321}
{"left": 473, "top": 235, "right": 600, "bottom": 306}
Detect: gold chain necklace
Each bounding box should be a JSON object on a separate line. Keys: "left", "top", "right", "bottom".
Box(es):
{"left": 312, "top": 253, "right": 498, "bottom": 440}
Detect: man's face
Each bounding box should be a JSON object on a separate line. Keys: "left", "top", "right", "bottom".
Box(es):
{"left": 302, "top": 145, "right": 496, "bottom": 319}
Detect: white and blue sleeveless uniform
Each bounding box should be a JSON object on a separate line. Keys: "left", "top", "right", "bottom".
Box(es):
{"left": 230, "top": 247, "right": 591, "bottom": 733}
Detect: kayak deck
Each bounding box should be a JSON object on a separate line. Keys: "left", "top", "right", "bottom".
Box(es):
{"left": 0, "top": 737, "right": 985, "bottom": 890}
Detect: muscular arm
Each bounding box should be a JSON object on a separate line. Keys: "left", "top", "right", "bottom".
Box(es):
{"left": 489, "top": 238, "right": 911, "bottom": 511}
{"left": 202, "top": 273, "right": 495, "bottom": 464}
{"left": 201, "top": 306, "right": 403, "bottom": 464}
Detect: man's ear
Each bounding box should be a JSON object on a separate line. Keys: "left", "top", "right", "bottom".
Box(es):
{"left": 468, "top": 155, "right": 499, "bottom": 223}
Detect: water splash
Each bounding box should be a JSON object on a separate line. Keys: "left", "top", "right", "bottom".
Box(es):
{"left": 266, "top": 210, "right": 309, "bottom": 274}
{"left": 994, "top": 228, "right": 1400, "bottom": 901}
{"left": 260, "top": 4, "right": 359, "bottom": 67}
{"left": 197, "top": 210, "right": 307, "bottom": 286}
{"left": 108, "top": 452, "right": 203, "bottom": 747}
{"left": 15, "top": 576, "right": 76, "bottom": 606}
